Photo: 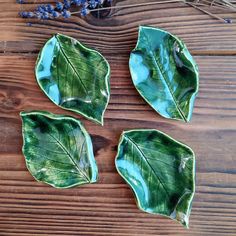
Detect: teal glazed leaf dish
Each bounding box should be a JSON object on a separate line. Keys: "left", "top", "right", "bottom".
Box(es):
{"left": 35, "top": 33, "right": 110, "bottom": 125}
{"left": 115, "top": 129, "right": 195, "bottom": 228}
{"left": 21, "top": 111, "right": 98, "bottom": 188}
{"left": 129, "top": 26, "right": 199, "bottom": 122}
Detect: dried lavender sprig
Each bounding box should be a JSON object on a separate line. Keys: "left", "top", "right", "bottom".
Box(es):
{"left": 16, "top": 0, "right": 25, "bottom": 3}
{"left": 185, "top": 1, "right": 233, "bottom": 23}
{"left": 198, "top": 0, "right": 236, "bottom": 10}
{"left": 18, "top": 0, "right": 112, "bottom": 19}
{"left": 72, "top": 0, "right": 181, "bottom": 15}
{"left": 71, "top": 0, "right": 233, "bottom": 23}
{"left": 70, "top": 0, "right": 182, "bottom": 17}
{"left": 17, "top": 0, "right": 233, "bottom": 23}
{"left": 19, "top": 10, "right": 61, "bottom": 19}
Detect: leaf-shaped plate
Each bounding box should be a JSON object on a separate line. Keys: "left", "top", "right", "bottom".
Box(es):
{"left": 115, "top": 129, "right": 195, "bottom": 227}
{"left": 21, "top": 111, "right": 98, "bottom": 188}
{"left": 35, "top": 33, "right": 110, "bottom": 125}
{"left": 129, "top": 26, "right": 199, "bottom": 122}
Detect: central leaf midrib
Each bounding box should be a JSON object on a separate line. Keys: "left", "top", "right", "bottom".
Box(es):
{"left": 48, "top": 133, "right": 90, "bottom": 182}
{"left": 141, "top": 31, "right": 187, "bottom": 121}
{"left": 55, "top": 35, "right": 89, "bottom": 96}
{"left": 150, "top": 53, "right": 187, "bottom": 122}
{"left": 124, "top": 135, "right": 170, "bottom": 199}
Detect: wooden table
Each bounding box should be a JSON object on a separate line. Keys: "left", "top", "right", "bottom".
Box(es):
{"left": 0, "top": 1, "right": 236, "bottom": 235}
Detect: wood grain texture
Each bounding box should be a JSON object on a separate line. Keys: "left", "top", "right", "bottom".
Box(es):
{"left": 0, "top": 0, "right": 236, "bottom": 235}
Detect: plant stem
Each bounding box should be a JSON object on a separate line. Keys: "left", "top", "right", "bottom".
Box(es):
{"left": 186, "top": 2, "right": 227, "bottom": 23}
{"left": 71, "top": 0, "right": 233, "bottom": 23}
{"left": 71, "top": 0, "right": 183, "bottom": 15}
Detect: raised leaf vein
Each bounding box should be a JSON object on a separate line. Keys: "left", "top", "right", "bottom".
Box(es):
{"left": 124, "top": 135, "right": 170, "bottom": 199}
{"left": 142, "top": 31, "right": 187, "bottom": 121}
{"left": 55, "top": 35, "right": 88, "bottom": 96}
{"left": 47, "top": 132, "right": 90, "bottom": 182}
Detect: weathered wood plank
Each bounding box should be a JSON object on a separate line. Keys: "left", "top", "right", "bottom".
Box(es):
{"left": 0, "top": 0, "right": 236, "bottom": 235}
{"left": 0, "top": 55, "right": 236, "bottom": 127}
{"left": 0, "top": 54, "right": 236, "bottom": 235}
{"left": 0, "top": 1, "right": 236, "bottom": 54}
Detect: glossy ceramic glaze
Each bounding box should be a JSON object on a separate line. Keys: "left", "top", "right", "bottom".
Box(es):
{"left": 21, "top": 111, "right": 98, "bottom": 188}
{"left": 35, "top": 34, "right": 110, "bottom": 125}
{"left": 115, "top": 129, "right": 195, "bottom": 227}
{"left": 129, "top": 26, "right": 199, "bottom": 122}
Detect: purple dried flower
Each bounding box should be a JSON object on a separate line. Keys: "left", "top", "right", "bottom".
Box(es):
{"left": 89, "top": 0, "right": 98, "bottom": 8}
{"left": 224, "top": 18, "right": 232, "bottom": 24}
{"left": 62, "top": 9, "right": 71, "bottom": 18}
{"left": 71, "top": 0, "right": 82, "bottom": 6}
{"left": 56, "top": 1, "right": 64, "bottom": 11}
{"left": 27, "top": 12, "right": 35, "bottom": 18}
{"left": 34, "top": 11, "right": 51, "bottom": 20}
{"left": 46, "top": 4, "right": 55, "bottom": 13}
{"left": 19, "top": 11, "right": 28, "bottom": 18}
{"left": 35, "top": 12, "right": 42, "bottom": 19}
{"left": 63, "top": 0, "right": 71, "bottom": 9}
{"left": 16, "top": 0, "right": 25, "bottom": 4}
{"left": 41, "top": 12, "right": 50, "bottom": 19}
{"left": 18, "top": 0, "right": 113, "bottom": 20}
{"left": 19, "top": 11, "right": 35, "bottom": 18}
{"left": 52, "top": 11, "right": 61, "bottom": 18}
{"left": 36, "top": 6, "right": 45, "bottom": 13}
{"left": 80, "top": 6, "right": 89, "bottom": 16}
{"left": 41, "top": 5, "right": 47, "bottom": 12}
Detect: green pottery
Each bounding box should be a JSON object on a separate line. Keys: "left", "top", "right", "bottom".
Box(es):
{"left": 129, "top": 26, "right": 199, "bottom": 122}
{"left": 21, "top": 111, "right": 98, "bottom": 188}
{"left": 115, "top": 129, "right": 195, "bottom": 227}
{"left": 35, "top": 34, "right": 110, "bottom": 125}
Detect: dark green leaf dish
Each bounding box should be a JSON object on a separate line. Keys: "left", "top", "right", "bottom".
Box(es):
{"left": 21, "top": 111, "right": 98, "bottom": 188}
{"left": 129, "top": 26, "right": 199, "bottom": 122}
{"left": 35, "top": 33, "right": 110, "bottom": 125}
{"left": 115, "top": 129, "right": 195, "bottom": 228}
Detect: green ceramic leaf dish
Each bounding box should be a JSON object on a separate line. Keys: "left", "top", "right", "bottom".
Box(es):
{"left": 35, "top": 33, "right": 110, "bottom": 125}
{"left": 115, "top": 129, "right": 195, "bottom": 228}
{"left": 21, "top": 111, "right": 98, "bottom": 188}
{"left": 129, "top": 26, "right": 199, "bottom": 122}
